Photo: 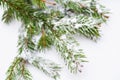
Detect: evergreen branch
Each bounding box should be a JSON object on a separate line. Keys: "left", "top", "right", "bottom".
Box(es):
{"left": 17, "top": 35, "right": 36, "bottom": 54}
{"left": 52, "top": 15, "right": 101, "bottom": 40}
{"left": 54, "top": 0, "right": 109, "bottom": 21}
{"left": 37, "top": 31, "right": 53, "bottom": 51}
{"left": 0, "top": 0, "right": 109, "bottom": 79}
{"left": 6, "top": 57, "right": 32, "bottom": 80}
{"left": 77, "top": 26, "right": 100, "bottom": 40}
{"left": 2, "top": 8, "right": 14, "bottom": 23}
{"left": 30, "top": 56, "right": 61, "bottom": 80}
{"left": 26, "top": 24, "right": 41, "bottom": 38}
{"left": 1, "top": 0, "right": 38, "bottom": 24}
{"left": 54, "top": 35, "right": 87, "bottom": 73}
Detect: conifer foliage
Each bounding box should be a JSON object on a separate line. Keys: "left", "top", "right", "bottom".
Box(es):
{"left": 0, "top": 0, "right": 109, "bottom": 80}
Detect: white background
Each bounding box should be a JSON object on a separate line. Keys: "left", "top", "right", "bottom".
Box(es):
{"left": 0, "top": 0, "right": 120, "bottom": 80}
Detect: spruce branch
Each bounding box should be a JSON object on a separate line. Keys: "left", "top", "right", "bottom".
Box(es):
{"left": 54, "top": 0, "right": 109, "bottom": 22}
{"left": 52, "top": 15, "right": 101, "bottom": 40}
{"left": 17, "top": 35, "right": 36, "bottom": 54}
{"left": 30, "top": 56, "right": 61, "bottom": 80}
{"left": 54, "top": 35, "right": 87, "bottom": 73}
{"left": 2, "top": 8, "right": 14, "bottom": 23}
{"left": 37, "top": 31, "right": 53, "bottom": 51}
{"left": 1, "top": 0, "right": 38, "bottom": 24}
{"left": 78, "top": 26, "right": 100, "bottom": 40}
{"left": 0, "top": 0, "right": 109, "bottom": 80}
{"left": 6, "top": 57, "right": 32, "bottom": 80}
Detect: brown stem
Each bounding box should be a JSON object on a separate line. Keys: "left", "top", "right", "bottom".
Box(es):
{"left": 18, "top": 59, "right": 26, "bottom": 80}
{"left": 6, "top": 58, "right": 23, "bottom": 80}
{"left": 42, "top": 27, "right": 46, "bottom": 47}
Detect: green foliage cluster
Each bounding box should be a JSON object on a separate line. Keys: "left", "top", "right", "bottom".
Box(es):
{"left": 0, "top": 0, "right": 109, "bottom": 80}
{"left": 6, "top": 57, "right": 32, "bottom": 80}
{"left": 31, "top": 57, "right": 61, "bottom": 80}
